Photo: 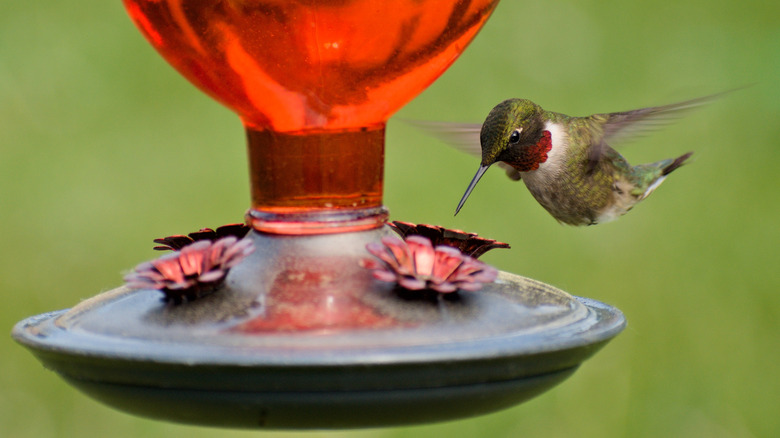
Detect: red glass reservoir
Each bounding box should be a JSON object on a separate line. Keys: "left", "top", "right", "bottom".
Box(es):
{"left": 123, "top": 0, "right": 499, "bottom": 232}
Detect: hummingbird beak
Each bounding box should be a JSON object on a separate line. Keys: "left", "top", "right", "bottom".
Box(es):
{"left": 455, "top": 165, "right": 490, "bottom": 216}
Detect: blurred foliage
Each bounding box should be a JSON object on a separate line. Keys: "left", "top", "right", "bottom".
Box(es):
{"left": 1, "top": 1, "right": 778, "bottom": 438}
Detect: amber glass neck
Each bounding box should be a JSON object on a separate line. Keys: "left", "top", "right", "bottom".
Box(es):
{"left": 245, "top": 126, "right": 387, "bottom": 235}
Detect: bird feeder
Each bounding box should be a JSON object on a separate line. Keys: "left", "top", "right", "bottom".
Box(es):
{"left": 13, "top": 0, "right": 625, "bottom": 429}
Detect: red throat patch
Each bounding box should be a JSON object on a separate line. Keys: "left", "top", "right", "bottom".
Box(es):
{"left": 525, "top": 130, "right": 553, "bottom": 171}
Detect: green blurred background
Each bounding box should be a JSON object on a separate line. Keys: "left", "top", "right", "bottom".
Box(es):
{"left": 2, "top": 1, "right": 778, "bottom": 437}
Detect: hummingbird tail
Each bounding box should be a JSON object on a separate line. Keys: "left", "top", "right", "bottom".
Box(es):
{"left": 662, "top": 152, "right": 693, "bottom": 176}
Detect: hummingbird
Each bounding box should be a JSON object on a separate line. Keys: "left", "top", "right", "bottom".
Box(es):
{"left": 412, "top": 93, "right": 723, "bottom": 226}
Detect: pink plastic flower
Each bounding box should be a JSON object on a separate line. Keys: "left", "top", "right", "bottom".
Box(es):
{"left": 388, "top": 221, "right": 510, "bottom": 259}
{"left": 362, "top": 235, "right": 498, "bottom": 293}
{"left": 125, "top": 236, "right": 254, "bottom": 303}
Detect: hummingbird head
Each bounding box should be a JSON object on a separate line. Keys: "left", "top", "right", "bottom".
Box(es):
{"left": 455, "top": 99, "right": 551, "bottom": 215}
{"left": 479, "top": 99, "right": 548, "bottom": 169}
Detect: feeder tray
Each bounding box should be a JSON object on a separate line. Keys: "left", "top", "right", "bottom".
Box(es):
{"left": 14, "top": 228, "right": 624, "bottom": 429}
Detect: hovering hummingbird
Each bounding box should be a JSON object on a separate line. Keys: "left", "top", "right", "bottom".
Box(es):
{"left": 413, "top": 93, "right": 724, "bottom": 226}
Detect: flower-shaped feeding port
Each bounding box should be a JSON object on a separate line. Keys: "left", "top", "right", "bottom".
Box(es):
{"left": 388, "top": 221, "right": 511, "bottom": 258}
{"left": 125, "top": 236, "right": 254, "bottom": 304}
{"left": 363, "top": 235, "right": 498, "bottom": 293}
{"left": 152, "top": 223, "right": 250, "bottom": 251}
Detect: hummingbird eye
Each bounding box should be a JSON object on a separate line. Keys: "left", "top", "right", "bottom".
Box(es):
{"left": 509, "top": 129, "right": 522, "bottom": 144}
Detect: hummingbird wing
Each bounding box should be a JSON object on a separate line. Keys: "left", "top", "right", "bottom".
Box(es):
{"left": 598, "top": 93, "right": 723, "bottom": 144}
{"left": 403, "top": 120, "right": 522, "bottom": 180}
{"left": 586, "top": 89, "right": 738, "bottom": 169}
{"left": 401, "top": 119, "right": 482, "bottom": 156}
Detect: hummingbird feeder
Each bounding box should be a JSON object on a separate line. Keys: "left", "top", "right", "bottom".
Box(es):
{"left": 13, "top": 0, "right": 625, "bottom": 429}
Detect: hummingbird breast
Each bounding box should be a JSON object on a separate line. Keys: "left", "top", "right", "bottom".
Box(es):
{"left": 519, "top": 122, "right": 635, "bottom": 225}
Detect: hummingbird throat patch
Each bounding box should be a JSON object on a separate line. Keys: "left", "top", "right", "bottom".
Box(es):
{"left": 524, "top": 130, "right": 553, "bottom": 171}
